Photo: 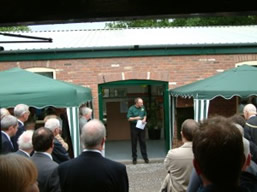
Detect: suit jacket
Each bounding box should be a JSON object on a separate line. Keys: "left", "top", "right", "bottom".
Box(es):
{"left": 244, "top": 116, "right": 257, "bottom": 144}
{"left": 162, "top": 142, "right": 194, "bottom": 192}
{"left": 244, "top": 116, "right": 257, "bottom": 164}
{"left": 11, "top": 121, "right": 25, "bottom": 151}
{"left": 1, "top": 131, "right": 14, "bottom": 154}
{"left": 15, "top": 149, "right": 30, "bottom": 158}
{"left": 58, "top": 151, "right": 129, "bottom": 192}
{"left": 31, "top": 152, "right": 60, "bottom": 192}
{"left": 52, "top": 138, "right": 70, "bottom": 164}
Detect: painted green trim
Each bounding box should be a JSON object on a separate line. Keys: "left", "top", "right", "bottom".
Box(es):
{"left": 99, "top": 79, "right": 167, "bottom": 86}
{"left": 98, "top": 85, "right": 104, "bottom": 122}
{"left": 1, "top": 46, "right": 257, "bottom": 61}
{"left": 98, "top": 79, "right": 169, "bottom": 152}
{"left": 163, "top": 83, "right": 170, "bottom": 152}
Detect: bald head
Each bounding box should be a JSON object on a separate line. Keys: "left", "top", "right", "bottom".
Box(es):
{"left": 81, "top": 119, "right": 106, "bottom": 149}
{"left": 181, "top": 119, "right": 199, "bottom": 141}
{"left": 135, "top": 98, "right": 143, "bottom": 108}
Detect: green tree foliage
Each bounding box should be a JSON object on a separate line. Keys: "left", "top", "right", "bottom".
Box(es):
{"left": 0, "top": 26, "right": 30, "bottom": 32}
{"left": 106, "top": 16, "right": 257, "bottom": 29}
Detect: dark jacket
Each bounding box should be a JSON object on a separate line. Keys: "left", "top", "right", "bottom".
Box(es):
{"left": 15, "top": 149, "right": 30, "bottom": 158}
{"left": 58, "top": 151, "right": 129, "bottom": 192}
{"left": 31, "top": 152, "right": 60, "bottom": 192}
{"left": 1, "top": 132, "right": 14, "bottom": 153}
{"left": 11, "top": 121, "right": 25, "bottom": 151}
{"left": 244, "top": 116, "right": 257, "bottom": 164}
{"left": 52, "top": 138, "right": 70, "bottom": 164}
{"left": 240, "top": 171, "right": 257, "bottom": 192}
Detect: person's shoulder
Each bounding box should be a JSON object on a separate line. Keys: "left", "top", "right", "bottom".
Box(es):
{"left": 233, "top": 172, "right": 257, "bottom": 192}
{"left": 248, "top": 116, "right": 257, "bottom": 122}
{"left": 15, "top": 150, "right": 27, "bottom": 157}
{"left": 128, "top": 105, "right": 135, "bottom": 110}
{"left": 167, "top": 145, "right": 193, "bottom": 158}
{"left": 1, "top": 133, "right": 7, "bottom": 140}
{"left": 58, "top": 155, "right": 80, "bottom": 168}
{"left": 104, "top": 157, "right": 126, "bottom": 169}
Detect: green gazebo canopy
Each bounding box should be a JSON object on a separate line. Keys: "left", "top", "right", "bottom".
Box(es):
{"left": 0, "top": 67, "right": 92, "bottom": 157}
{"left": 170, "top": 65, "right": 257, "bottom": 122}
{"left": 170, "top": 65, "right": 257, "bottom": 100}
{"left": 0, "top": 67, "right": 92, "bottom": 108}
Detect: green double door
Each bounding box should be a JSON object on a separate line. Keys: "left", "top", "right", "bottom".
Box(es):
{"left": 98, "top": 80, "right": 170, "bottom": 151}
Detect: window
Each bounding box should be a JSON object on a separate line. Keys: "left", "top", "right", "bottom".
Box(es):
{"left": 26, "top": 67, "right": 56, "bottom": 79}
{"left": 235, "top": 61, "right": 257, "bottom": 68}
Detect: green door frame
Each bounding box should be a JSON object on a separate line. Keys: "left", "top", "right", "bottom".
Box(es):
{"left": 98, "top": 79, "right": 170, "bottom": 151}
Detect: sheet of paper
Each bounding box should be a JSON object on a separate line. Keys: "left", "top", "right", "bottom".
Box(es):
{"left": 136, "top": 120, "right": 147, "bottom": 130}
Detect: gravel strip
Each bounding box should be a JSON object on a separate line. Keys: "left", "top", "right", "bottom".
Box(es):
{"left": 126, "top": 162, "right": 167, "bottom": 192}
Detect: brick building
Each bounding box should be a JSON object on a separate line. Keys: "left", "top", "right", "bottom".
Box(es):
{"left": 1, "top": 26, "right": 257, "bottom": 154}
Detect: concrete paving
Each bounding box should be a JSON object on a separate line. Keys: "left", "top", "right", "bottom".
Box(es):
{"left": 125, "top": 161, "right": 167, "bottom": 192}
{"left": 105, "top": 140, "right": 167, "bottom": 192}
{"left": 105, "top": 139, "right": 166, "bottom": 161}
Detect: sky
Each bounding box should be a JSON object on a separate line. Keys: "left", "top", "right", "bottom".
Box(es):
{"left": 29, "top": 22, "right": 107, "bottom": 31}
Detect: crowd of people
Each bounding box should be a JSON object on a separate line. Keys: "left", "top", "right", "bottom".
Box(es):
{"left": 1, "top": 102, "right": 257, "bottom": 192}
{"left": 160, "top": 103, "right": 257, "bottom": 192}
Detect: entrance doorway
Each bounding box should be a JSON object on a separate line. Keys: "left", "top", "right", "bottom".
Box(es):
{"left": 98, "top": 80, "right": 170, "bottom": 161}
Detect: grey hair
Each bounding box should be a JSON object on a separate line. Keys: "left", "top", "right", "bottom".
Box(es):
{"left": 17, "top": 130, "right": 34, "bottom": 150}
{"left": 243, "top": 104, "right": 256, "bottom": 114}
{"left": 81, "top": 119, "right": 106, "bottom": 149}
{"left": 0, "top": 108, "right": 10, "bottom": 120}
{"left": 44, "top": 118, "right": 60, "bottom": 132}
{"left": 1, "top": 115, "right": 18, "bottom": 130}
{"left": 80, "top": 107, "right": 92, "bottom": 116}
{"left": 14, "top": 104, "right": 29, "bottom": 118}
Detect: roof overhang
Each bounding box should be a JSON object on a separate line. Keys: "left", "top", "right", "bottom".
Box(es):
{"left": 1, "top": 44, "right": 257, "bottom": 62}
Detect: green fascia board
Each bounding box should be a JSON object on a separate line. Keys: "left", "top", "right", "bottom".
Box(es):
{"left": 1, "top": 46, "right": 257, "bottom": 61}
{"left": 99, "top": 79, "right": 167, "bottom": 87}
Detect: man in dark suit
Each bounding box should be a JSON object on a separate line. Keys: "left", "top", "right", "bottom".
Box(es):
{"left": 58, "top": 119, "right": 129, "bottom": 192}
{"left": 31, "top": 127, "right": 60, "bottom": 192}
{"left": 44, "top": 118, "right": 70, "bottom": 163}
{"left": 11, "top": 104, "right": 30, "bottom": 151}
{"left": 243, "top": 103, "right": 257, "bottom": 163}
{"left": 1, "top": 115, "right": 18, "bottom": 153}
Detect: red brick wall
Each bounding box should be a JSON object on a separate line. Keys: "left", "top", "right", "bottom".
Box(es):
{"left": 1, "top": 53, "right": 257, "bottom": 119}
{"left": 209, "top": 96, "right": 238, "bottom": 117}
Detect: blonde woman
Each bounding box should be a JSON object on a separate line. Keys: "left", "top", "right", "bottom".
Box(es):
{"left": 0, "top": 153, "right": 39, "bottom": 192}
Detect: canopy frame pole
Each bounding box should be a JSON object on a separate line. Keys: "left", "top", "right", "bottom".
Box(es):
{"left": 194, "top": 99, "right": 210, "bottom": 122}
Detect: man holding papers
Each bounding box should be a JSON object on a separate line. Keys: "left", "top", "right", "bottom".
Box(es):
{"left": 127, "top": 97, "right": 149, "bottom": 165}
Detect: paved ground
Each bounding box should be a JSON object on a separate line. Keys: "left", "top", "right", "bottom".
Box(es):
{"left": 126, "top": 161, "right": 167, "bottom": 192}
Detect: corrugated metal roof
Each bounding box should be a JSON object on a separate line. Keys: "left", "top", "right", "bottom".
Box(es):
{"left": 1, "top": 26, "right": 257, "bottom": 51}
